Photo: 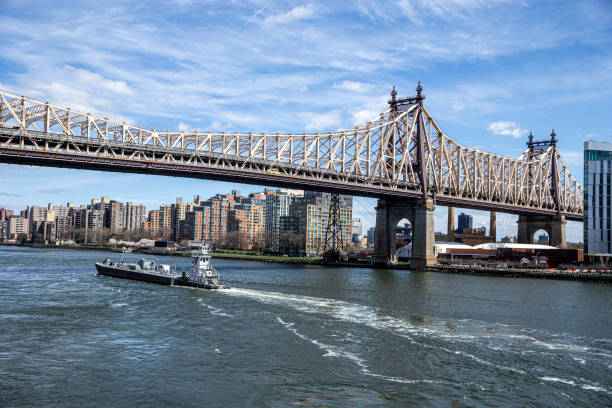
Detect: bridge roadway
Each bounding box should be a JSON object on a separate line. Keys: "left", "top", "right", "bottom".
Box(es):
{"left": 0, "top": 128, "right": 581, "bottom": 221}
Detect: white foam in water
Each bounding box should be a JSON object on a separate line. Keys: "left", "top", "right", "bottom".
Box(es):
{"left": 581, "top": 384, "right": 608, "bottom": 392}
{"left": 197, "top": 297, "right": 233, "bottom": 317}
{"left": 276, "top": 317, "right": 436, "bottom": 385}
{"left": 540, "top": 376, "right": 576, "bottom": 385}
{"left": 540, "top": 377, "right": 611, "bottom": 395}
{"left": 224, "top": 288, "right": 526, "bottom": 374}
{"left": 223, "top": 287, "right": 610, "bottom": 381}
{"left": 205, "top": 304, "right": 233, "bottom": 317}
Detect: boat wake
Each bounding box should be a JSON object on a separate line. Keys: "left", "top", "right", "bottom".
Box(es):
{"left": 276, "top": 316, "right": 437, "bottom": 385}
{"left": 222, "top": 287, "right": 612, "bottom": 393}
{"left": 196, "top": 298, "right": 233, "bottom": 317}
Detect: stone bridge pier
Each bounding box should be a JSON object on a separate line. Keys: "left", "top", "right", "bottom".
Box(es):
{"left": 373, "top": 198, "right": 436, "bottom": 268}
{"left": 517, "top": 214, "right": 567, "bottom": 248}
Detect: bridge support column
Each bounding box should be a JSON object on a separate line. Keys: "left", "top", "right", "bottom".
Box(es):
{"left": 549, "top": 215, "right": 567, "bottom": 248}
{"left": 447, "top": 207, "right": 455, "bottom": 242}
{"left": 411, "top": 198, "right": 436, "bottom": 269}
{"left": 517, "top": 214, "right": 566, "bottom": 248}
{"left": 372, "top": 198, "right": 436, "bottom": 267}
{"left": 490, "top": 211, "right": 496, "bottom": 242}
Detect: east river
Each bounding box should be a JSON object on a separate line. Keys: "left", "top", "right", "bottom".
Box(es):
{"left": 1, "top": 246, "right": 611, "bottom": 407}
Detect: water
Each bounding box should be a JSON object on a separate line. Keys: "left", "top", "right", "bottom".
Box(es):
{"left": 1, "top": 246, "right": 611, "bottom": 407}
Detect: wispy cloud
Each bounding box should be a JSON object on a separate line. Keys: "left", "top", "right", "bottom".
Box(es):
{"left": 0, "top": 191, "right": 23, "bottom": 197}
{"left": 350, "top": 95, "right": 387, "bottom": 126}
{"left": 38, "top": 188, "right": 72, "bottom": 195}
{"left": 488, "top": 121, "right": 528, "bottom": 139}
{"left": 242, "top": 0, "right": 275, "bottom": 28}
{"left": 299, "top": 110, "right": 342, "bottom": 131}
{"left": 263, "top": 4, "right": 316, "bottom": 25}
{"left": 333, "top": 80, "right": 373, "bottom": 93}
{"left": 396, "top": 0, "right": 516, "bottom": 23}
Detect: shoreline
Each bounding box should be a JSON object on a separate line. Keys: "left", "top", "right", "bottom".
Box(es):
{"left": 1, "top": 242, "right": 610, "bottom": 282}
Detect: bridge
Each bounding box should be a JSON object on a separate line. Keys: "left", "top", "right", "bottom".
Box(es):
{"left": 0, "top": 85, "right": 583, "bottom": 267}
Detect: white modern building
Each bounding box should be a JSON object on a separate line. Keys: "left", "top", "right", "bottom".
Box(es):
{"left": 351, "top": 218, "right": 362, "bottom": 243}
{"left": 584, "top": 141, "right": 612, "bottom": 256}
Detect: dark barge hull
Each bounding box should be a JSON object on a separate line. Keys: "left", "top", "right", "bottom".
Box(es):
{"left": 172, "top": 278, "right": 229, "bottom": 290}
{"left": 95, "top": 263, "right": 173, "bottom": 285}
{"left": 95, "top": 263, "right": 229, "bottom": 289}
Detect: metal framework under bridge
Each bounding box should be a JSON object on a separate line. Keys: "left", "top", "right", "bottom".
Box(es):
{"left": 0, "top": 86, "right": 583, "bottom": 221}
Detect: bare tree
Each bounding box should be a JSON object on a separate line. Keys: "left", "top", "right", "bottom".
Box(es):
{"left": 250, "top": 232, "right": 264, "bottom": 254}
{"left": 279, "top": 232, "right": 304, "bottom": 256}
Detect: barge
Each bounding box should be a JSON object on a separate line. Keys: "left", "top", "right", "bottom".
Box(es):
{"left": 95, "top": 245, "right": 230, "bottom": 289}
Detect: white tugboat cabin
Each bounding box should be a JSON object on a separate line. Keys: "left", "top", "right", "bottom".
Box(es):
{"left": 190, "top": 245, "right": 217, "bottom": 284}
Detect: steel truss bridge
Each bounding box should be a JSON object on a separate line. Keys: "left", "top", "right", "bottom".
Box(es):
{"left": 0, "top": 87, "right": 582, "bottom": 221}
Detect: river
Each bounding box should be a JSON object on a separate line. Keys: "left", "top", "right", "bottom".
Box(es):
{"left": 1, "top": 246, "right": 611, "bottom": 407}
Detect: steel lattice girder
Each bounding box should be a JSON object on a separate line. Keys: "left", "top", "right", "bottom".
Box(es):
{"left": 0, "top": 89, "right": 583, "bottom": 219}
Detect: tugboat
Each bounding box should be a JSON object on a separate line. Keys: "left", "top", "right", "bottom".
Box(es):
{"left": 174, "top": 244, "right": 230, "bottom": 289}
{"left": 95, "top": 245, "right": 229, "bottom": 289}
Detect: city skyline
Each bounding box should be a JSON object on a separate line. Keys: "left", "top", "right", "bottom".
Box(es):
{"left": 0, "top": 188, "right": 354, "bottom": 255}
{"left": 0, "top": 179, "right": 585, "bottom": 243}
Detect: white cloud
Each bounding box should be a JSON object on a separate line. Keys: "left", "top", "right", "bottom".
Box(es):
{"left": 219, "top": 111, "right": 262, "bottom": 128}
{"left": 69, "top": 65, "right": 133, "bottom": 95}
{"left": 333, "top": 80, "right": 373, "bottom": 93}
{"left": 350, "top": 95, "right": 388, "bottom": 126}
{"left": 558, "top": 150, "right": 582, "bottom": 168}
{"left": 488, "top": 121, "right": 528, "bottom": 139}
{"left": 300, "top": 110, "right": 342, "bottom": 131}
{"left": 177, "top": 122, "right": 190, "bottom": 132}
{"left": 397, "top": 0, "right": 515, "bottom": 23}
{"left": 264, "top": 4, "right": 316, "bottom": 25}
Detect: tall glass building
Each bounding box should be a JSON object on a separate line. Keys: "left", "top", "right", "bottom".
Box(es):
{"left": 584, "top": 141, "right": 612, "bottom": 256}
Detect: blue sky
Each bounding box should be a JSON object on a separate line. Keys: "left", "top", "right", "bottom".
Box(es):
{"left": 1, "top": 0, "right": 611, "bottom": 241}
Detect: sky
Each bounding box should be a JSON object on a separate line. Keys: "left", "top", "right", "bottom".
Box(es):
{"left": 1, "top": 0, "right": 611, "bottom": 242}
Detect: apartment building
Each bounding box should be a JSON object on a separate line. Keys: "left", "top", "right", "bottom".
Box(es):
{"left": 584, "top": 141, "right": 612, "bottom": 256}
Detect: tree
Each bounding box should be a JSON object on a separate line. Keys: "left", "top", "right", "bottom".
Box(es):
{"left": 279, "top": 231, "right": 304, "bottom": 256}
{"left": 250, "top": 232, "right": 265, "bottom": 254}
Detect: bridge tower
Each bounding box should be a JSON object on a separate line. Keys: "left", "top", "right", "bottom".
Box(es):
{"left": 373, "top": 83, "right": 436, "bottom": 268}
{"left": 517, "top": 130, "right": 567, "bottom": 247}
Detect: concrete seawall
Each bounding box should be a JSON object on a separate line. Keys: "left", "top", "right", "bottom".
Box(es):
{"left": 423, "top": 265, "right": 612, "bottom": 283}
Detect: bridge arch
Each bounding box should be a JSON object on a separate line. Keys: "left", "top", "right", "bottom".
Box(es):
{"left": 532, "top": 229, "right": 549, "bottom": 245}
{"left": 395, "top": 218, "right": 413, "bottom": 262}
{"left": 517, "top": 214, "right": 566, "bottom": 248}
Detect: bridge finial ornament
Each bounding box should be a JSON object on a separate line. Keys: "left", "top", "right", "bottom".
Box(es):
{"left": 550, "top": 129, "right": 556, "bottom": 145}
{"left": 388, "top": 82, "right": 425, "bottom": 110}
{"left": 528, "top": 131, "right": 533, "bottom": 145}
{"left": 416, "top": 81, "right": 423, "bottom": 102}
